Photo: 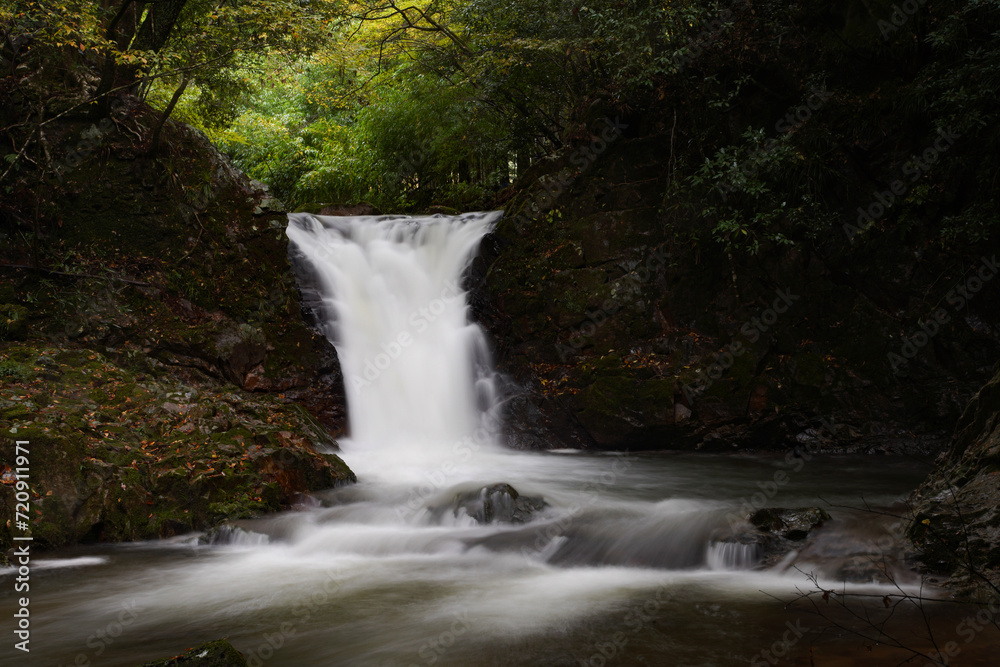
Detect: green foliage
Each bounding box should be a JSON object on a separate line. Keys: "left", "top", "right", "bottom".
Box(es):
{"left": 351, "top": 73, "right": 509, "bottom": 207}
{"left": 139, "top": 0, "right": 341, "bottom": 121}
{"left": 577, "top": 0, "right": 697, "bottom": 92}
{"left": 207, "top": 55, "right": 511, "bottom": 210}
{"left": 687, "top": 121, "right": 837, "bottom": 254}
{"left": 179, "top": 0, "right": 703, "bottom": 210}
{"left": 916, "top": 0, "right": 1000, "bottom": 244}
{"left": 0, "top": 0, "right": 118, "bottom": 112}
{"left": 5, "top": 0, "right": 998, "bottom": 246}
{"left": 661, "top": 0, "right": 1000, "bottom": 253}
{"left": 208, "top": 63, "right": 366, "bottom": 206}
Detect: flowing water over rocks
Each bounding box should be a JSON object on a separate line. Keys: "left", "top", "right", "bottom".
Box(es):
{"left": 3, "top": 213, "right": 995, "bottom": 666}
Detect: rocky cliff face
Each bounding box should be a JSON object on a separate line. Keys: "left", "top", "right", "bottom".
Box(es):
{"left": 482, "top": 124, "right": 1000, "bottom": 453}
{"left": 0, "top": 101, "right": 353, "bottom": 552}
{"left": 909, "top": 366, "right": 1000, "bottom": 598}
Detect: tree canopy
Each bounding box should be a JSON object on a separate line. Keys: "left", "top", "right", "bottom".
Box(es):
{"left": 2, "top": 0, "right": 998, "bottom": 246}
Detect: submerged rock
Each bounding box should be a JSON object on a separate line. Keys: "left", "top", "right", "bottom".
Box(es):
{"left": 137, "top": 639, "right": 248, "bottom": 666}
{"left": 451, "top": 483, "right": 546, "bottom": 524}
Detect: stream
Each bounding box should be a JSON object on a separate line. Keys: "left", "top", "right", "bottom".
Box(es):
{"left": 3, "top": 213, "right": 996, "bottom": 666}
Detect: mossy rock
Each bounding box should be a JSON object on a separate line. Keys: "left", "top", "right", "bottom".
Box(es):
{"left": 0, "top": 342, "right": 354, "bottom": 550}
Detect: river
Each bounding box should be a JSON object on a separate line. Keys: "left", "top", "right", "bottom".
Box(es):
{"left": 3, "top": 213, "right": 995, "bottom": 666}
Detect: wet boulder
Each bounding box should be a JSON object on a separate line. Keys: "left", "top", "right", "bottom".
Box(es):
{"left": 908, "top": 366, "right": 1000, "bottom": 596}
{"left": 451, "top": 483, "right": 546, "bottom": 524}
{"left": 749, "top": 507, "right": 830, "bottom": 540}
{"left": 151, "top": 318, "right": 268, "bottom": 389}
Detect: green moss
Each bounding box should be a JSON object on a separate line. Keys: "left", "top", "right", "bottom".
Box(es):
{"left": 89, "top": 388, "right": 110, "bottom": 403}
{"left": 1, "top": 404, "right": 31, "bottom": 420}
{"left": 0, "top": 341, "right": 354, "bottom": 549}
{"left": 0, "top": 360, "right": 29, "bottom": 381}
{"left": 547, "top": 268, "right": 607, "bottom": 318}
{"left": 591, "top": 354, "right": 624, "bottom": 374}
{"left": 579, "top": 374, "right": 634, "bottom": 413}
{"left": 637, "top": 378, "right": 675, "bottom": 406}
{"left": 1, "top": 347, "right": 38, "bottom": 363}
{"left": 208, "top": 493, "right": 273, "bottom": 520}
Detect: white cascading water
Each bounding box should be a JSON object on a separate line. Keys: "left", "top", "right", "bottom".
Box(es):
{"left": 286, "top": 211, "right": 502, "bottom": 481}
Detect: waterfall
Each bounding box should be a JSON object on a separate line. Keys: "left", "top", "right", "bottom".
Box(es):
{"left": 286, "top": 211, "right": 502, "bottom": 478}
{"left": 706, "top": 541, "right": 760, "bottom": 571}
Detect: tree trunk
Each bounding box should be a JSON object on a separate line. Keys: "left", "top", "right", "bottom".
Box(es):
{"left": 90, "top": 1, "right": 143, "bottom": 117}
{"left": 92, "top": 0, "right": 188, "bottom": 111}
{"left": 148, "top": 76, "right": 189, "bottom": 155}
{"left": 131, "top": 0, "right": 188, "bottom": 54}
